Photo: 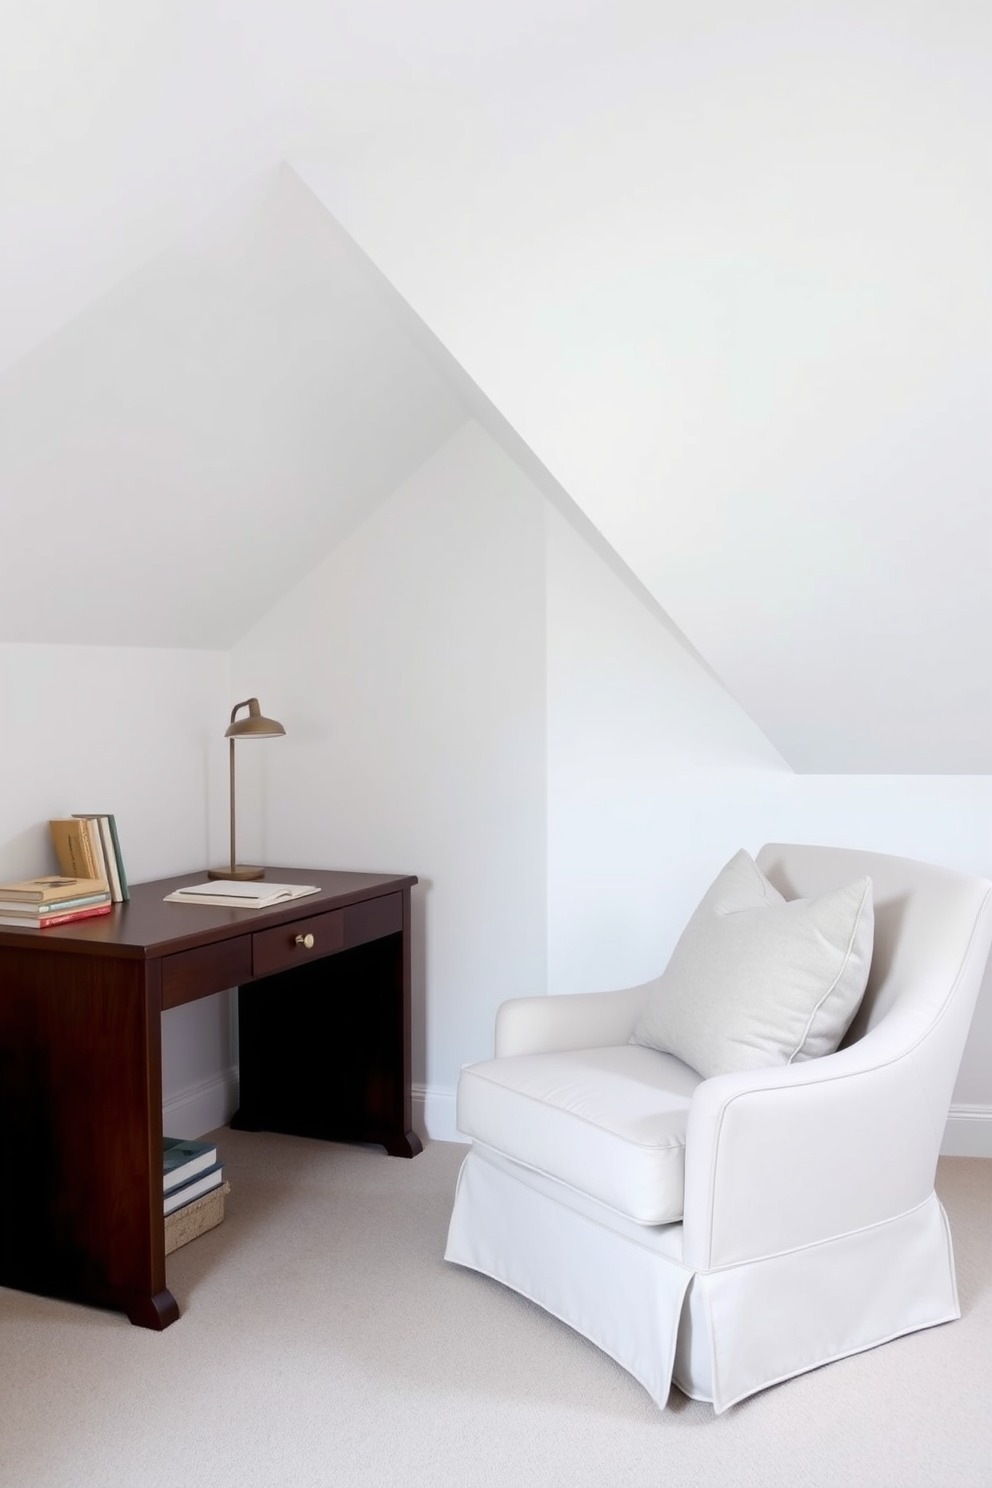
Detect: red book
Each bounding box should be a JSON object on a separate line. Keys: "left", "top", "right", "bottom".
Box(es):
{"left": 1, "top": 903, "right": 114, "bottom": 930}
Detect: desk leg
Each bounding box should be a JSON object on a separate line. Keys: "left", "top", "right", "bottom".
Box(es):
{"left": 383, "top": 1130, "right": 424, "bottom": 1159}
{"left": 126, "top": 1289, "right": 181, "bottom": 1329}
{"left": 0, "top": 949, "right": 177, "bottom": 1329}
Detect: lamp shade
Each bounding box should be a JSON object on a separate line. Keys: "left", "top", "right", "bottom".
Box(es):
{"left": 224, "top": 698, "right": 286, "bottom": 739}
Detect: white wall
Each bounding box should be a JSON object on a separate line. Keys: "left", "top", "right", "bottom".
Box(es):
{"left": 0, "top": 642, "right": 235, "bottom": 1135}
{"left": 232, "top": 422, "right": 548, "bottom": 1137}
{"left": 546, "top": 505, "right": 790, "bottom": 995}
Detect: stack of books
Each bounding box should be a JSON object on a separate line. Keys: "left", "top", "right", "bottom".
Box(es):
{"left": 163, "top": 1137, "right": 228, "bottom": 1254}
{"left": 50, "top": 814, "right": 129, "bottom": 903}
{"left": 0, "top": 875, "right": 113, "bottom": 929}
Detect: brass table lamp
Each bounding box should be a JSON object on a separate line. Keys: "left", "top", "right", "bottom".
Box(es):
{"left": 208, "top": 698, "right": 286, "bottom": 881}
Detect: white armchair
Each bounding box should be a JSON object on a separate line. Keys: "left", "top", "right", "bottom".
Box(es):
{"left": 445, "top": 844, "right": 992, "bottom": 1412}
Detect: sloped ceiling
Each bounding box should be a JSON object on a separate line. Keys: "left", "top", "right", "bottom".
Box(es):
{"left": 2, "top": 1, "right": 990, "bottom": 769}
{"left": 0, "top": 0, "right": 277, "bottom": 376}
{"left": 0, "top": 166, "right": 466, "bottom": 647}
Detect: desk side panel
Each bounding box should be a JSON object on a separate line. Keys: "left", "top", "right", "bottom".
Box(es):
{"left": 0, "top": 946, "right": 170, "bottom": 1319}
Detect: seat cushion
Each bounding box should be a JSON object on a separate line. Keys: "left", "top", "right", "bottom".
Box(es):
{"left": 456, "top": 1044, "right": 703, "bottom": 1225}
{"left": 631, "top": 849, "right": 874, "bottom": 1078}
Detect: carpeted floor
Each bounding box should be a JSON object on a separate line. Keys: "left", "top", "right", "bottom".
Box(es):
{"left": 1, "top": 1133, "right": 989, "bottom": 1487}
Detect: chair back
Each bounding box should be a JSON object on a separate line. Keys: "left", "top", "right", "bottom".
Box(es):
{"left": 757, "top": 843, "right": 992, "bottom": 1128}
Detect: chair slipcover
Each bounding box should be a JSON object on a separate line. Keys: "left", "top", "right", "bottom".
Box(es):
{"left": 445, "top": 844, "right": 992, "bottom": 1412}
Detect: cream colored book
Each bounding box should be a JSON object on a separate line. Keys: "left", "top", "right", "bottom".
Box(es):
{"left": 49, "top": 818, "right": 100, "bottom": 880}
{"left": 73, "top": 814, "right": 124, "bottom": 901}
{"left": 0, "top": 873, "right": 109, "bottom": 904}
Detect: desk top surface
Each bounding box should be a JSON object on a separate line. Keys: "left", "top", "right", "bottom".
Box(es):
{"left": 0, "top": 866, "right": 417, "bottom": 960}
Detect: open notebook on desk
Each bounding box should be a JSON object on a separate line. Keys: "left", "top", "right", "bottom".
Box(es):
{"left": 164, "top": 881, "right": 320, "bottom": 909}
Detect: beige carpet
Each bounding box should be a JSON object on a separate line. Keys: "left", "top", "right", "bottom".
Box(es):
{"left": 1, "top": 1133, "right": 990, "bottom": 1487}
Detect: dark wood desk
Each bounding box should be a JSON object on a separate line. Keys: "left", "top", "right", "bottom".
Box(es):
{"left": 0, "top": 866, "right": 420, "bottom": 1329}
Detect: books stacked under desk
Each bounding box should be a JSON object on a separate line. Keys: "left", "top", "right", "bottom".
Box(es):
{"left": 163, "top": 1137, "right": 229, "bottom": 1255}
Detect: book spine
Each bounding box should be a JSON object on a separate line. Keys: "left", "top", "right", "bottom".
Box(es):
{"left": 94, "top": 817, "right": 122, "bottom": 900}
{"left": 106, "top": 815, "right": 129, "bottom": 901}
{"left": 0, "top": 893, "right": 110, "bottom": 915}
{"left": 163, "top": 1151, "right": 219, "bottom": 1192}
{"left": 163, "top": 1163, "right": 225, "bottom": 1214}
{"left": 49, "top": 819, "right": 97, "bottom": 879}
{"left": 36, "top": 904, "right": 113, "bottom": 928}
{"left": 83, "top": 818, "right": 110, "bottom": 888}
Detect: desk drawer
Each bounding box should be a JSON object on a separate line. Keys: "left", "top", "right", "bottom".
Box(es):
{"left": 342, "top": 891, "right": 402, "bottom": 948}
{"left": 161, "top": 936, "right": 253, "bottom": 1010}
{"left": 252, "top": 908, "right": 344, "bottom": 979}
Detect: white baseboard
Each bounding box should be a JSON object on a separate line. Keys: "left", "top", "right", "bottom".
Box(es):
{"left": 413, "top": 1084, "right": 469, "bottom": 1146}
{"left": 160, "top": 1074, "right": 469, "bottom": 1147}
{"left": 163, "top": 1068, "right": 239, "bottom": 1140}
{"left": 941, "top": 1105, "right": 992, "bottom": 1159}
{"left": 164, "top": 1074, "right": 465, "bottom": 1147}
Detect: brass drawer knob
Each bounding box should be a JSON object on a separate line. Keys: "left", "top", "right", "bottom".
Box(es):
{"left": 295, "top": 933, "right": 315, "bottom": 950}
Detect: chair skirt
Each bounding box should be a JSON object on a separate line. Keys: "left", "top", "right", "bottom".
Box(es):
{"left": 445, "top": 1144, "right": 960, "bottom": 1413}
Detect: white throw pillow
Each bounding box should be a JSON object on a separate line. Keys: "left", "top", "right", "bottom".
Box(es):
{"left": 631, "top": 850, "right": 874, "bottom": 1078}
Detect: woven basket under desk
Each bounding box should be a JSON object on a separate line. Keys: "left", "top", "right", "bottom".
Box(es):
{"left": 165, "top": 1181, "right": 230, "bottom": 1255}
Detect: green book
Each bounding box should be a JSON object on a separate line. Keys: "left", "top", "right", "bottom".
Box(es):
{"left": 105, "top": 814, "right": 129, "bottom": 901}
{"left": 163, "top": 1137, "right": 218, "bottom": 1194}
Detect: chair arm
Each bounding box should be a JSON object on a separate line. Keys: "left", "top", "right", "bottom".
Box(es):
{"left": 494, "top": 981, "right": 657, "bottom": 1057}
{"left": 681, "top": 1025, "right": 940, "bottom": 1271}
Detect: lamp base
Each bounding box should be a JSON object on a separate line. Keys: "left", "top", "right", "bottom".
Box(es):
{"left": 207, "top": 865, "right": 266, "bottom": 881}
